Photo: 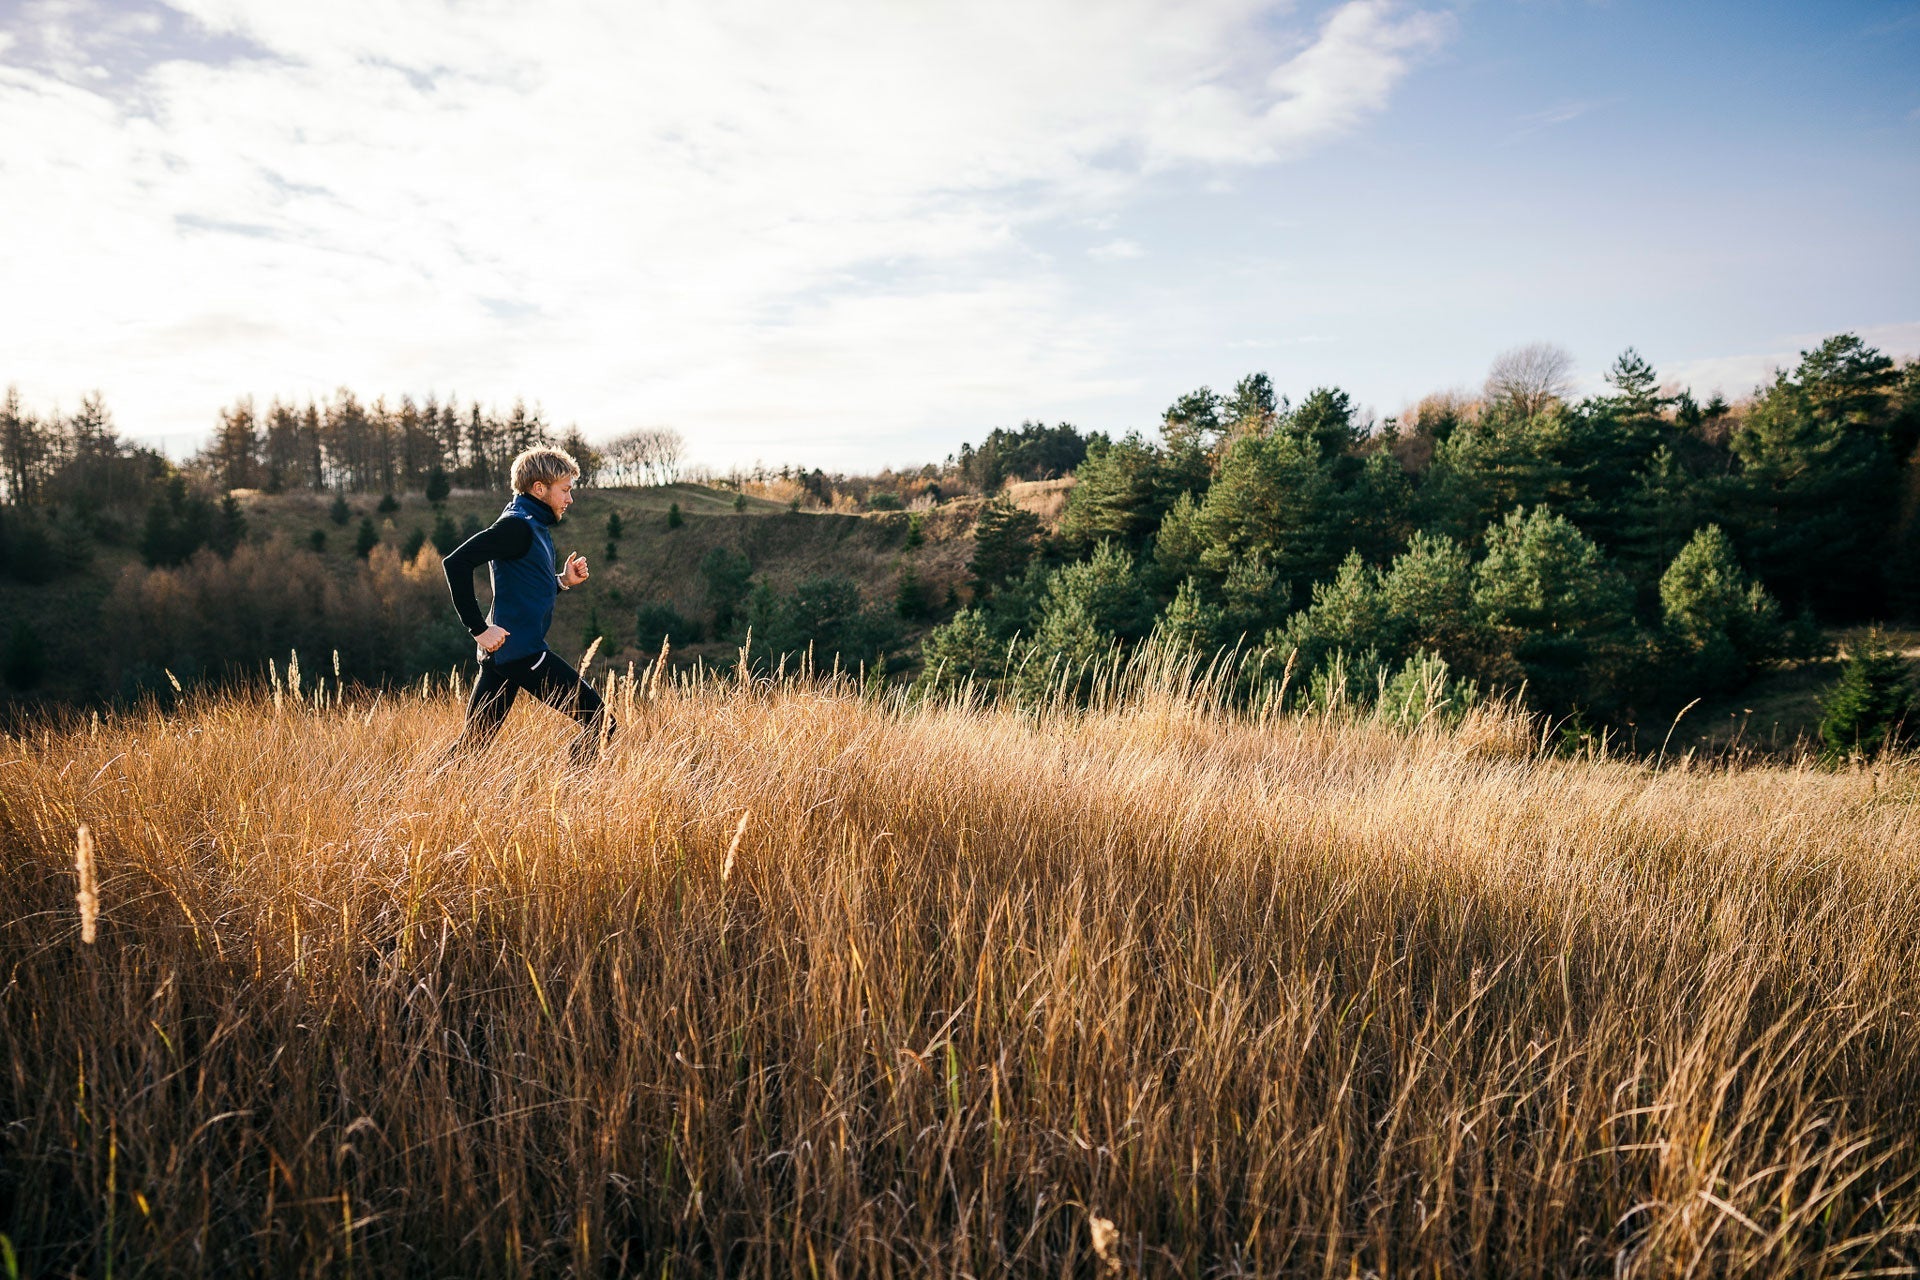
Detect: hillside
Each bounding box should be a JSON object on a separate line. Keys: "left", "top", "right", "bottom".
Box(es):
{"left": 0, "top": 482, "right": 992, "bottom": 707}
{"left": 240, "top": 481, "right": 983, "bottom": 664}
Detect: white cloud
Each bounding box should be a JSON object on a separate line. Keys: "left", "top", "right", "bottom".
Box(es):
{"left": 1089, "top": 238, "right": 1145, "bottom": 261}
{"left": 1661, "top": 320, "right": 1920, "bottom": 401}
{"left": 0, "top": 0, "right": 1449, "bottom": 468}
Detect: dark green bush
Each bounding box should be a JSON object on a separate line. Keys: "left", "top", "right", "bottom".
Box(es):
{"left": 2, "top": 620, "right": 46, "bottom": 689}
{"left": 636, "top": 602, "right": 699, "bottom": 649}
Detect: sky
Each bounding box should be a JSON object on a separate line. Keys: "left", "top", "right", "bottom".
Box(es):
{"left": 1, "top": 0, "right": 1916, "bottom": 472}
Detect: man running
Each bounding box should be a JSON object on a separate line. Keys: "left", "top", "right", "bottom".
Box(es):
{"left": 443, "top": 446, "right": 614, "bottom": 763}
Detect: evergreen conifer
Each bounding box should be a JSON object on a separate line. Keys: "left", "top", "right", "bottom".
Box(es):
{"left": 1818, "top": 631, "right": 1915, "bottom": 761}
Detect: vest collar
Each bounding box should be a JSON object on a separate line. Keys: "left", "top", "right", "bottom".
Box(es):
{"left": 508, "top": 492, "right": 558, "bottom": 525}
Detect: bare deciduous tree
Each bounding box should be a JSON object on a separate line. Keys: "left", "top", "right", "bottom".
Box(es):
{"left": 1485, "top": 343, "right": 1576, "bottom": 417}
{"left": 647, "top": 426, "right": 686, "bottom": 484}
{"left": 600, "top": 426, "right": 687, "bottom": 487}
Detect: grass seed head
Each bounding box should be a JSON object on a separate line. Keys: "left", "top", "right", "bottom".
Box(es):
{"left": 722, "top": 810, "right": 750, "bottom": 884}
{"left": 1089, "top": 1214, "right": 1121, "bottom": 1273}
{"left": 73, "top": 824, "right": 98, "bottom": 944}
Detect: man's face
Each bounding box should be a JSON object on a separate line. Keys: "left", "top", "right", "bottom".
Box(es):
{"left": 531, "top": 473, "right": 575, "bottom": 518}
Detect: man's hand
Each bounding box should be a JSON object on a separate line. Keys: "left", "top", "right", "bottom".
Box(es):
{"left": 561, "top": 552, "right": 590, "bottom": 588}
{"left": 475, "top": 625, "right": 510, "bottom": 654}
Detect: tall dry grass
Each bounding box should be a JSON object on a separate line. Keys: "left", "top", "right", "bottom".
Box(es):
{"left": 2, "top": 658, "right": 1918, "bottom": 1277}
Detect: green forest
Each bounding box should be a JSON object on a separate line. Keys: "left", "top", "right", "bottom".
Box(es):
{"left": 925, "top": 337, "right": 1920, "bottom": 737}
{"left": 3, "top": 334, "right": 1918, "bottom": 752}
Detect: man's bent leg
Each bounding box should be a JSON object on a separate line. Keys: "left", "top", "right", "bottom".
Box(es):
{"left": 526, "top": 650, "right": 616, "bottom": 763}
{"left": 450, "top": 658, "right": 522, "bottom": 755}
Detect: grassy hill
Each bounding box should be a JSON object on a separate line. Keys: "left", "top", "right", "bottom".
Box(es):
{"left": 0, "top": 482, "right": 986, "bottom": 707}
{"left": 237, "top": 480, "right": 979, "bottom": 665}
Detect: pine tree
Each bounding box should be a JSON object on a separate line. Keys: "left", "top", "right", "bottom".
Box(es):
{"left": 1224, "top": 373, "right": 1279, "bottom": 436}
{"left": 1031, "top": 542, "right": 1152, "bottom": 646}
{"left": 1603, "top": 347, "right": 1666, "bottom": 419}
{"left": 914, "top": 609, "right": 1006, "bottom": 693}
{"left": 1194, "top": 430, "right": 1341, "bottom": 600}
{"left": 1420, "top": 407, "right": 1575, "bottom": 543}
{"left": 431, "top": 512, "right": 459, "bottom": 554}
{"left": 1286, "top": 387, "right": 1360, "bottom": 462}
{"left": 700, "top": 546, "right": 753, "bottom": 634}
{"left": 1272, "top": 553, "right": 1393, "bottom": 676}
{"left": 213, "top": 398, "right": 260, "bottom": 491}
{"left": 970, "top": 500, "right": 1041, "bottom": 593}
{"left": 1057, "top": 433, "right": 1169, "bottom": 555}
{"left": 354, "top": 517, "right": 378, "bottom": 559}
{"left": 1378, "top": 532, "right": 1489, "bottom": 669}
{"left": 1571, "top": 349, "right": 1673, "bottom": 550}
{"left": 425, "top": 466, "right": 451, "bottom": 506}
{"left": 1472, "top": 506, "right": 1637, "bottom": 713}
{"left": 1161, "top": 387, "right": 1222, "bottom": 455}
{"left": 1658, "top": 525, "right": 1782, "bottom": 692}
{"left": 209, "top": 494, "right": 247, "bottom": 558}
{"left": 1616, "top": 446, "right": 1703, "bottom": 581}
{"left": 1730, "top": 334, "right": 1901, "bottom": 615}
{"left": 1158, "top": 578, "right": 1227, "bottom": 654}
{"left": 329, "top": 492, "right": 352, "bottom": 526}
{"left": 0, "top": 385, "right": 48, "bottom": 505}
{"left": 1818, "top": 631, "right": 1915, "bottom": 761}
{"left": 894, "top": 565, "right": 933, "bottom": 620}
{"left": 666, "top": 502, "right": 683, "bottom": 529}
{"left": 140, "top": 496, "right": 178, "bottom": 568}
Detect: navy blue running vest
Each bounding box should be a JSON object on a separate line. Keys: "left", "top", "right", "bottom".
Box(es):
{"left": 486, "top": 493, "right": 559, "bottom": 662}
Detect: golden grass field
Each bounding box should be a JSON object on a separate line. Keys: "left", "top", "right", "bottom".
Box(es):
{"left": 3, "top": 660, "right": 1919, "bottom": 1277}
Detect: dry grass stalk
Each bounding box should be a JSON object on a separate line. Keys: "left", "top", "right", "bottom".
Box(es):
{"left": 721, "top": 809, "right": 749, "bottom": 884}
{"left": 647, "top": 636, "right": 672, "bottom": 702}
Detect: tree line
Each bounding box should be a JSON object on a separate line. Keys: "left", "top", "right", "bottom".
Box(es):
{"left": 917, "top": 335, "right": 1920, "bottom": 734}
{"left": 0, "top": 384, "right": 704, "bottom": 504}
{"left": 7, "top": 335, "right": 1919, "bottom": 741}
{"left": 202, "top": 393, "right": 579, "bottom": 494}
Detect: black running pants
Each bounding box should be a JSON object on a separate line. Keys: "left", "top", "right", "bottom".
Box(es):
{"left": 455, "top": 648, "right": 614, "bottom": 763}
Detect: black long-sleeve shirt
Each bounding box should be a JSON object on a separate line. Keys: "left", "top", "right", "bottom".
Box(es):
{"left": 442, "top": 516, "right": 553, "bottom": 635}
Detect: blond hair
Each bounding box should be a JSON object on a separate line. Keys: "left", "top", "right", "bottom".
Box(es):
{"left": 510, "top": 447, "right": 580, "bottom": 494}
